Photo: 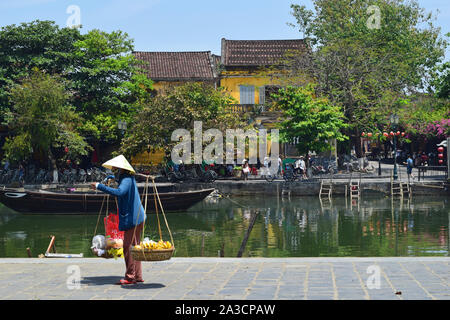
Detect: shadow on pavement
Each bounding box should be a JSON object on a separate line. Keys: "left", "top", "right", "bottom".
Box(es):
{"left": 81, "top": 276, "right": 166, "bottom": 289}
{"left": 121, "top": 283, "right": 166, "bottom": 290}
{"left": 81, "top": 276, "right": 122, "bottom": 285}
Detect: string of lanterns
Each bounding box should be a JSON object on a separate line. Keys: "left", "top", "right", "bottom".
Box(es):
{"left": 437, "top": 146, "right": 445, "bottom": 165}
{"left": 361, "top": 131, "right": 405, "bottom": 138}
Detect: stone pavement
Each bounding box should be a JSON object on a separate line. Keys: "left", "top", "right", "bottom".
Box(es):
{"left": 0, "top": 257, "right": 449, "bottom": 300}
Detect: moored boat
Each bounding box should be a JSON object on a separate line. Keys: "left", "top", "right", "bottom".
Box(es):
{"left": 0, "top": 187, "right": 214, "bottom": 214}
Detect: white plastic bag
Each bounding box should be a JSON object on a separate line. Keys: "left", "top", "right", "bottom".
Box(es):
{"left": 91, "top": 235, "right": 106, "bottom": 250}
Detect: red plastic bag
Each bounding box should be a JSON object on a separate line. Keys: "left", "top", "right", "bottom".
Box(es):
{"left": 104, "top": 212, "right": 124, "bottom": 240}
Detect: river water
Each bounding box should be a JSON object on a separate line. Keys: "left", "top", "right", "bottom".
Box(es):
{"left": 0, "top": 195, "right": 448, "bottom": 258}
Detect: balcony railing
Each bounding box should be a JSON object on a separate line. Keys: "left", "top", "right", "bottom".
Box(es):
{"left": 228, "top": 104, "right": 266, "bottom": 113}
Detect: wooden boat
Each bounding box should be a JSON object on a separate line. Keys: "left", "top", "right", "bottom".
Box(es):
{"left": 0, "top": 187, "right": 214, "bottom": 214}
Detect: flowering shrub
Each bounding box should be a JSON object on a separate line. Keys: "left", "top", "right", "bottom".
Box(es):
{"left": 422, "top": 119, "right": 450, "bottom": 139}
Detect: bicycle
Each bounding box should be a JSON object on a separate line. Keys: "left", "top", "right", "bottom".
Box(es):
{"left": 164, "top": 165, "right": 183, "bottom": 182}
{"left": 197, "top": 165, "right": 217, "bottom": 183}
{"left": 262, "top": 167, "right": 280, "bottom": 182}
{"left": 283, "top": 166, "right": 298, "bottom": 182}
{"left": 179, "top": 165, "right": 199, "bottom": 181}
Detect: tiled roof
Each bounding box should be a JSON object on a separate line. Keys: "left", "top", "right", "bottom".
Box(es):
{"left": 133, "top": 51, "right": 216, "bottom": 81}
{"left": 212, "top": 54, "right": 222, "bottom": 68}
{"left": 221, "top": 39, "right": 306, "bottom": 67}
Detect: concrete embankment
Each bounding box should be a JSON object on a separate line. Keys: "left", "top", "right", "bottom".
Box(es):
{"left": 177, "top": 178, "right": 449, "bottom": 197}
{"left": 15, "top": 175, "right": 449, "bottom": 197}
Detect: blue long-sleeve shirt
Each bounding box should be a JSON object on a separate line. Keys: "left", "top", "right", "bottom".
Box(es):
{"left": 97, "top": 173, "right": 145, "bottom": 231}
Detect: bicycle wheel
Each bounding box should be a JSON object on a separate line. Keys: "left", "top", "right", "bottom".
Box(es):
{"left": 167, "top": 172, "right": 177, "bottom": 182}
{"left": 206, "top": 171, "right": 216, "bottom": 182}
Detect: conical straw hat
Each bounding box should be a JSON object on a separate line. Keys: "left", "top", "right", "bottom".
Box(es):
{"left": 102, "top": 155, "right": 135, "bottom": 174}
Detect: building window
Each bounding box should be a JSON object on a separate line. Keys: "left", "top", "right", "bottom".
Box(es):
{"left": 239, "top": 85, "right": 255, "bottom": 104}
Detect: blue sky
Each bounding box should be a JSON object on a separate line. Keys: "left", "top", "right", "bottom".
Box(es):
{"left": 0, "top": 0, "right": 449, "bottom": 58}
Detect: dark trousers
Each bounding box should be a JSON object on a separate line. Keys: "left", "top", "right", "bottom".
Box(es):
{"left": 123, "top": 222, "right": 143, "bottom": 281}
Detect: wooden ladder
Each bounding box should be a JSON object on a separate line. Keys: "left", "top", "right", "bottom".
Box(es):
{"left": 349, "top": 180, "right": 360, "bottom": 200}
{"left": 401, "top": 180, "right": 411, "bottom": 199}
{"left": 390, "top": 172, "right": 403, "bottom": 198}
{"left": 319, "top": 180, "right": 333, "bottom": 200}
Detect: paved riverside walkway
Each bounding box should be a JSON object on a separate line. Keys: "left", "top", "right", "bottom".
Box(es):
{"left": 0, "top": 257, "right": 449, "bottom": 300}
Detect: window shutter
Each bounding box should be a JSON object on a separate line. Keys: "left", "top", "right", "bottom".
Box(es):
{"left": 239, "top": 85, "right": 255, "bottom": 104}
{"left": 259, "top": 86, "right": 265, "bottom": 105}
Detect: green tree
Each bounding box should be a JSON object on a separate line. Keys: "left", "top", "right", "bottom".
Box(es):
{"left": 119, "top": 82, "right": 246, "bottom": 159}
{"left": 0, "top": 20, "right": 154, "bottom": 146}
{"left": 0, "top": 20, "right": 82, "bottom": 121}
{"left": 68, "top": 29, "right": 153, "bottom": 143}
{"left": 3, "top": 70, "right": 90, "bottom": 166}
{"left": 274, "top": 86, "right": 348, "bottom": 156}
{"left": 286, "top": 0, "right": 447, "bottom": 156}
{"left": 431, "top": 61, "right": 450, "bottom": 100}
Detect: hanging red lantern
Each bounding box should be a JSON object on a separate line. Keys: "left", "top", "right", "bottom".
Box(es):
{"left": 437, "top": 147, "right": 444, "bottom": 153}
{"left": 367, "top": 132, "right": 373, "bottom": 137}
{"left": 361, "top": 132, "right": 366, "bottom": 137}
{"left": 401, "top": 132, "right": 405, "bottom": 137}
{"left": 438, "top": 153, "right": 444, "bottom": 159}
{"left": 390, "top": 131, "right": 394, "bottom": 136}
{"left": 396, "top": 131, "right": 400, "bottom": 136}
{"left": 383, "top": 132, "right": 389, "bottom": 137}
{"left": 64, "top": 147, "right": 69, "bottom": 153}
{"left": 438, "top": 159, "right": 443, "bottom": 165}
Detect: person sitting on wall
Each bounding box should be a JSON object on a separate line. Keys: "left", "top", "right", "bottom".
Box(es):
{"left": 242, "top": 160, "right": 250, "bottom": 181}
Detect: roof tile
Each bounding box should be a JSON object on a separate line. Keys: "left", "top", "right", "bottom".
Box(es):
{"left": 221, "top": 39, "right": 306, "bottom": 66}
{"left": 133, "top": 51, "right": 216, "bottom": 81}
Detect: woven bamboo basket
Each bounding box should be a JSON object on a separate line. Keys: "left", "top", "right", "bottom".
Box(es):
{"left": 129, "top": 176, "right": 175, "bottom": 262}
{"left": 131, "top": 247, "right": 175, "bottom": 262}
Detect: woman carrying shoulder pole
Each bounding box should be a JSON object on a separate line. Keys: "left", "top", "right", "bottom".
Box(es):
{"left": 91, "top": 155, "right": 146, "bottom": 285}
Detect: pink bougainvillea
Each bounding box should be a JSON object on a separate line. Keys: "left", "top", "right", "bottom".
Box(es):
{"left": 426, "top": 119, "right": 450, "bottom": 138}
{"left": 412, "top": 118, "right": 450, "bottom": 139}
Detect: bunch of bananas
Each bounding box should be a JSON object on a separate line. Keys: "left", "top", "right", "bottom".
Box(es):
{"left": 107, "top": 247, "right": 124, "bottom": 259}
{"left": 134, "top": 239, "right": 172, "bottom": 250}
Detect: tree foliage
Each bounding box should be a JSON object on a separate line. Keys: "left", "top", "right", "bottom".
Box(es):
{"left": 3, "top": 70, "right": 90, "bottom": 165}
{"left": 0, "top": 20, "right": 82, "bottom": 119}
{"left": 430, "top": 59, "right": 450, "bottom": 100}
{"left": 68, "top": 29, "right": 154, "bottom": 142}
{"left": 0, "top": 20, "right": 153, "bottom": 145}
{"left": 118, "top": 83, "right": 247, "bottom": 159}
{"left": 274, "top": 86, "right": 348, "bottom": 155}
{"left": 285, "top": 0, "right": 447, "bottom": 155}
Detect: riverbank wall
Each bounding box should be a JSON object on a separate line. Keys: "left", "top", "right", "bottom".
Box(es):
{"left": 176, "top": 178, "right": 449, "bottom": 197}
{"left": 13, "top": 176, "right": 449, "bottom": 197}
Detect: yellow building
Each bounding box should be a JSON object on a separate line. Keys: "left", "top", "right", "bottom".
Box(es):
{"left": 132, "top": 51, "right": 220, "bottom": 166}
{"left": 218, "top": 38, "right": 306, "bottom": 115}
{"left": 218, "top": 39, "right": 306, "bottom": 157}
{"left": 131, "top": 39, "right": 307, "bottom": 164}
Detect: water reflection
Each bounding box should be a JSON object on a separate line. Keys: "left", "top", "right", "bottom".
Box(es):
{"left": 195, "top": 195, "right": 449, "bottom": 258}
{"left": 0, "top": 195, "right": 448, "bottom": 258}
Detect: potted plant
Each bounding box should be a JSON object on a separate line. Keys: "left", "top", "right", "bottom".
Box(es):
{"left": 233, "top": 166, "right": 242, "bottom": 179}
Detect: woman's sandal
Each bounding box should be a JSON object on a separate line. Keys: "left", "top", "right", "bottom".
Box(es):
{"left": 116, "top": 279, "right": 136, "bottom": 285}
